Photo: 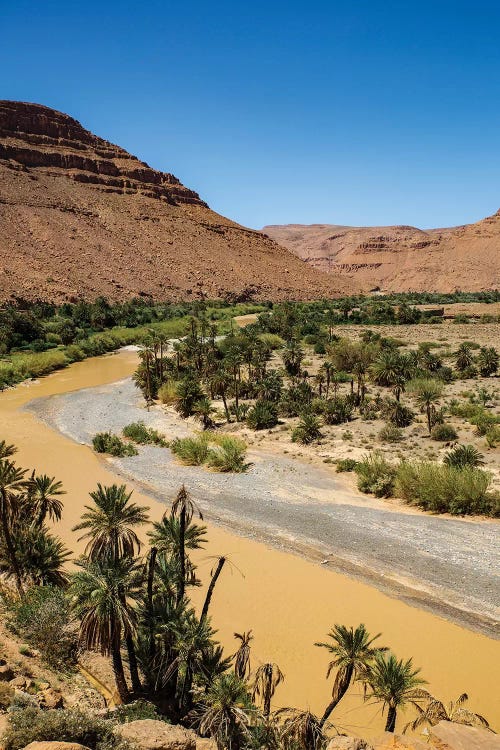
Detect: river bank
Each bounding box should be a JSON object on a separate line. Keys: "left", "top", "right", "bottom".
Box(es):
{"left": 1, "top": 349, "right": 499, "bottom": 734}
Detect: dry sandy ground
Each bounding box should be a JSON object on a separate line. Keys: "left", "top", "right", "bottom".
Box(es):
{"left": 27, "top": 378, "right": 500, "bottom": 638}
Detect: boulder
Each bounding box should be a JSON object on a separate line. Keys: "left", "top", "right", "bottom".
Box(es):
{"left": 37, "top": 687, "right": 64, "bottom": 709}
{"left": 327, "top": 736, "right": 374, "bottom": 749}
{"left": 116, "top": 720, "right": 197, "bottom": 750}
{"left": 9, "top": 676, "right": 28, "bottom": 690}
{"left": 195, "top": 741, "right": 217, "bottom": 750}
{"left": 0, "top": 666, "right": 14, "bottom": 682}
{"left": 428, "top": 720, "right": 500, "bottom": 749}
{"left": 373, "top": 734, "right": 428, "bottom": 750}
{"left": 23, "top": 744, "right": 90, "bottom": 750}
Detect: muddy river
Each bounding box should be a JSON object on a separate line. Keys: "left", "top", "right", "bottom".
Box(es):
{"left": 0, "top": 350, "right": 498, "bottom": 736}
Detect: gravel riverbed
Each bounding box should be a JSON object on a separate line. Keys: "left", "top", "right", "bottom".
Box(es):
{"left": 27, "top": 377, "right": 500, "bottom": 638}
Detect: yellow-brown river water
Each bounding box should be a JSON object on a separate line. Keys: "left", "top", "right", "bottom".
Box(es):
{"left": 0, "top": 350, "right": 498, "bottom": 736}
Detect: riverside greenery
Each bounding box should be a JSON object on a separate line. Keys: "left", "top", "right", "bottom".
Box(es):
{"left": 0, "top": 442, "right": 494, "bottom": 745}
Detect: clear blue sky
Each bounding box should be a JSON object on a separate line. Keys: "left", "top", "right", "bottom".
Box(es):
{"left": 2, "top": 0, "right": 499, "bottom": 229}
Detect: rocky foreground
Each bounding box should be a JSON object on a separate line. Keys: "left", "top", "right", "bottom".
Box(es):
{"left": 0, "top": 101, "right": 358, "bottom": 303}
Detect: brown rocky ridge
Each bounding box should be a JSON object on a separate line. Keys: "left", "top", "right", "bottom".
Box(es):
{"left": 0, "top": 101, "right": 358, "bottom": 304}
{"left": 263, "top": 216, "right": 500, "bottom": 293}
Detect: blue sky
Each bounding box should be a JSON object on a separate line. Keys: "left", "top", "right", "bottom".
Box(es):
{"left": 1, "top": 0, "right": 499, "bottom": 229}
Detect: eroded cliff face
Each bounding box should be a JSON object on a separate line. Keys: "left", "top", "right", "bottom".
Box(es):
{"left": 0, "top": 101, "right": 205, "bottom": 206}
{"left": 263, "top": 213, "right": 500, "bottom": 293}
{"left": 0, "top": 101, "right": 359, "bottom": 303}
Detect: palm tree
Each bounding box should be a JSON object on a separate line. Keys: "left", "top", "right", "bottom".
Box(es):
{"left": 4, "top": 525, "right": 70, "bottom": 587}
{"left": 0, "top": 459, "right": 28, "bottom": 593}
{"left": 28, "top": 473, "right": 65, "bottom": 528}
{"left": 234, "top": 630, "right": 253, "bottom": 680}
{"left": 201, "top": 556, "right": 227, "bottom": 623}
{"left": 477, "top": 346, "right": 499, "bottom": 377}
{"left": 197, "top": 673, "right": 255, "bottom": 750}
{"left": 253, "top": 662, "right": 284, "bottom": 717}
{"left": 193, "top": 397, "right": 217, "bottom": 430}
{"left": 73, "top": 484, "right": 149, "bottom": 561}
{"left": 315, "top": 623, "right": 385, "bottom": 727}
{"left": 363, "top": 652, "right": 428, "bottom": 732}
{"left": 171, "top": 485, "right": 203, "bottom": 605}
{"left": 209, "top": 370, "right": 232, "bottom": 423}
{"left": 0, "top": 441, "right": 17, "bottom": 460}
{"left": 72, "top": 483, "right": 148, "bottom": 693}
{"left": 409, "top": 378, "right": 443, "bottom": 434}
{"left": 404, "top": 692, "right": 492, "bottom": 733}
{"left": 444, "top": 444, "right": 485, "bottom": 469}
{"left": 277, "top": 708, "right": 325, "bottom": 750}
{"left": 70, "top": 556, "right": 142, "bottom": 702}
{"left": 455, "top": 343, "right": 475, "bottom": 373}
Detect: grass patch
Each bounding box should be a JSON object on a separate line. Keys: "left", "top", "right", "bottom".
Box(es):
{"left": 122, "top": 421, "right": 167, "bottom": 446}
{"left": 171, "top": 433, "right": 249, "bottom": 472}
{"left": 92, "top": 432, "right": 138, "bottom": 457}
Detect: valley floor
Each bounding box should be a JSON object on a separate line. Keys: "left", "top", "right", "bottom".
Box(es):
{"left": 27, "top": 377, "right": 500, "bottom": 638}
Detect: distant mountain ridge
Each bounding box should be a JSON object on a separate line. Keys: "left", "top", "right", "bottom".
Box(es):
{"left": 263, "top": 214, "right": 500, "bottom": 292}
{"left": 0, "top": 101, "right": 358, "bottom": 303}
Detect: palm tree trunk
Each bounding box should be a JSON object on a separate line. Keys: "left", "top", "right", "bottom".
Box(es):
{"left": 177, "top": 507, "right": 186, "bottom": 605}
{"left": 147, "top": 546, "right": 157, "bottom": 664}
{"left": 111, "top": 640, "right": 129, "bottom": 703}
{"left": 126, "top": 633, "right": 142, "bottom": 693}
{"left": 1, "top": 498, "right": 23, "bottom": 595}
{"left": 201, "top": 556, "right": 226, "bottom": 622}
{"left": 385, "top": 705, "right": 397, "bottom": 732}
{"left": 221, "top": 392, "right": 231, "bottom": 423}
{"left": 319, "top": 665, "right": 353, "bottom": 728}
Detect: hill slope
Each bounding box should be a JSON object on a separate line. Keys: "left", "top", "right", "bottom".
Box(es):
{"left": 0, "top": 101, "right": 357, "bottom": 303}
{"left": 263, "top": 216, "right": 500, "bottom": 292}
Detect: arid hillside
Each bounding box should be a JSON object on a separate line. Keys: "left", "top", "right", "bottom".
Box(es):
{"left": 0, "top": 101, "right": 358, "bottom": 303}
{"left": 263, "top": 215, "right": 500, "bottom": 292}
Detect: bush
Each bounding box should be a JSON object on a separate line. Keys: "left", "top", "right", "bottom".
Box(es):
{"left": 396, "top": 461, "right": 495, "bottom": 515}
{"left": 335, "top": 458, "right": 359, "bottom": 473}
{"left": 171, "top": 435, "right": 210, "bottom": 465}
{"left": 3, "top": 707, "right": 125, "bottom": 750}
{"left": 206, "top": 436, "right": 249, "bottom": 473}
{"left": 382, "top": 400, "right": 414, "bottom": 428}
{"left": 431, "top": 423, "right": 458, "bottom": 441}
{"left": 122, "top": 421, "right": 166, "bottom": 446}
{"left": 246, "top": 400, "right": 278, "bottom": 430}
{"left": 92, "top": 432, "right": 138, "bottom": 457}
{"left": 107, "top": 700, "right": 165, "bottom": 724}
{"left": 292, "top": 413, "right": 322, "bottom": 444}
{"left": 158, "top": 381, "right": 179, "bottom": 405}
{"left": 323, "top": 397, "right": 353, "bottom": 425}
{"left": 8, "top": 586, "right": 76, "bottom": 668}
{"left": 486, "top": 425, "right": 500, "bottom": 448}
{"left": 444, "top": 444, "right": 485, "bottom": 469}
{"left": 379, "top": 423, "right": 404, "bottom": 443}
{"left": 470, "top": 410, "right": 499, "bottom": 436}
{"left": 355, "top": 452, "right": 396, "bottom": 497}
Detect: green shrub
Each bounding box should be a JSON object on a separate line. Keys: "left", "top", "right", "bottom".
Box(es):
{"left": 382, "top": 400, "right": 414, "bottom": 427}
{"left": 158, "top": 381, "right": 179, "bottom": 405}
{"left": 3, "top": 707, "right": 125, "bottom": 750}
{"left": 470, "top": 410, "right": 499, "bottom": 436}
{"left": 335, "top": 458, "right": 359, "bottom": 473}
{"left": 92, "top": 432, "right": 138, "bottom": 457}
{"left": 107, "top": 700, "right": 165, "bottom": 724}
{"left": 355, "top": 452, "right": 396, "bottom": 497}
{"left": 378, "top": 424, "right": 404, "bottom": 443}
{"left": 323, "top": 397, "right": 353, "bottom": 425}
{"left": 171, "top": 435, "right": 210, "bottom": 465}
{"left": 122, "top": 421, "right": 166, "bottom": 446}
{"left": 246, "top": 400, "right": 278, "bottom": 430}
{"left": 396, "top": 461, "right": 494, "bottom": 515}
{"left": 430, "top": 423, "right": 458, "bottom": 441}
{"left": 257, "top": 333, "right": 284, "bottom": 350}
{"left": 485, "top": 425, "right": 500, "bottom": 448}
{"left": 65, "top": 344, "right": 86, "bottom": 362}
{"left": 8, "top": 586, "right": 76, "bottom": 668}
{"left": 443, "top": 444, "right": 485, "bottom": 469}
{"left": 291, "top": 413, "right": 322, "bottom": 444}
{"left": 206, "top": 436, "right": 249, "bottom": 473}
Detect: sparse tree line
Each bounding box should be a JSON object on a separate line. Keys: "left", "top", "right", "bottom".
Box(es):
{"left": 130, "top": 310, "right": 499, "bottom": 515}
{"left": 0, "top": 441, "right": 493, "bottom": 748}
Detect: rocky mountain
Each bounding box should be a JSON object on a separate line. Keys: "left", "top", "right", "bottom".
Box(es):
{"left": 0, "top": 101, "right": 358, "bottom": 303}
{"left": 263, "top": 215, "right": 500, "bottom": 293}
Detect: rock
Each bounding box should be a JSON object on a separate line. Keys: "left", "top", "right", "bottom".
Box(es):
{"left": 373, "top": 734, "right": 428, "bottom": 750}
{"left": 38, "top": 681, "right": 50, "bottom": 690}
{"left": 0, "top": 714, "right": 11, "bottom": 749}
{"left": 116, "top": 720, "right": 197, "bottom": 750}
{"left": 195, "top": 741, "right": 217, "bottom": 750}
{"left": 23, "top": 744, "right": 91, "bottom": 750}
{"left": 428, "top": 720, "right": 500, "bottom": 749}
{"left": 9, "top": 676, "right": 28, "bottom": 689}
{"left": 37, "top": 688, "right": 64, "bottom": 709}
{"left": 327, "top": 736, "right": 374, "bottom": 749}
{"left": 0, "top": 666, "right": 14, "bottom": 682}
